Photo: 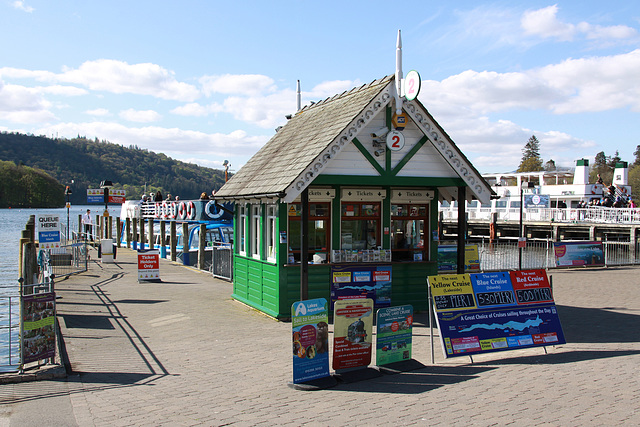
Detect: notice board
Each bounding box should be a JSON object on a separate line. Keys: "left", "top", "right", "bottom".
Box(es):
{"left": 428, "top": 270, "right": 565, "bottom": 358}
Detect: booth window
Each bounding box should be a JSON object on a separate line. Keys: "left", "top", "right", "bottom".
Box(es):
{"left": 341, "top": 202, "right": 380, "bottom": 250}
{"left": 251, "top": 205, "right": 261, "bottom": 259}
{"left": 288, "top": 202, "right": 330, "bottom": 263}
{"left": 266, "top": 204, "right": 277, "bottom": 262}
{"left": 238, "top": 204, "right": 247, "bottom": 256}
{"left": 390, "top": 204, "right": 427, "bottom": 261}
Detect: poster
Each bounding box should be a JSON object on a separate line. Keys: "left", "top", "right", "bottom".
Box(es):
{"left": 524, "top": 194, "right": 550, "bottom": 208}
{"left": 554, "top": 242, "right": 604, "bottom": 267}
{"left": 330, "top": 265, "right": 391, "bottom": 310}
{"left": 37, "top": 214, "right": 61, "bottom": 249}
{"left": 22, "top": 292, "right": 56, "bottom": 364}
{"left": 291, "top": 298, "right": 330, "bottom": 384}
{"left": 376, "top": 305, "right": 413, "bottom": 366}
{"left": 332, "top": 299, "right": 373, "bottom": 370}
{"left": 87, "top": 188, "right": 126, "bottom": 204}
{"left": 429, "top": 270, "right": 566, "bottom": 358}
{"left": 137, "top": 249, "right": 160, "bottom": 281}
{"left": 437, "top": 244, "right": 480, "bottom": 272}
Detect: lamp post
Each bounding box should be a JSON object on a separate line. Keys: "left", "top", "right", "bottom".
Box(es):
{"left": 519, "top": 182, "right": 535, "bottom": 270}
{"left": 223, "top": 160, "right": 230, "bottom": 182}
{"left": 100, "top": 180, "right": 113, "bottom": 240}
{"left": 65, "top": 185, "right": 73, "bottom": 243}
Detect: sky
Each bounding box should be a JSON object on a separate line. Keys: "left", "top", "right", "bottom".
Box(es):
{"left": 1, "top": 1, "right": 639, "bottom": 176}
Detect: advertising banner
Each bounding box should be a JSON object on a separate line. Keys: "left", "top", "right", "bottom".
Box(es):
{"left": 291, "top": 298, "right": 330, "bottom": 384}
{"left": 437, "top": 244, "right": 480, "bottom": 272}
{"left": 375, "top": 305, "right": 413, "bottom": 366}
{"left": 429, "top": 270, "right": 566, "bottom": 358}
{"left": 137, "top": 249, "right": 160, "bottom": 281}
{"left": 524, "top": 194, "right": 550, "bottom": 208}
{"left": 37, "top": 214, "right": 61, "bottom": 249}
{"left": 554, "top": 242, "right": 604, "bottom": 267}
{"left": 330, "top": 265, "right": 391, "bottom": 310}
{"left": 332, "top": 299, "right": 374, "bottom": 370}
{"left": 22, "top": 292, "right": 56, "bottom": 364}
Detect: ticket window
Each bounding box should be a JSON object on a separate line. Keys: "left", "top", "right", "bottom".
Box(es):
{"left": 288, "top": 203, "right": 330, "bottom": 263}
{"left": 341, "top": 202, "right": 380, "bottom": 250}
{"left": 391, "top": 204, "right": 428, "bottom": 261}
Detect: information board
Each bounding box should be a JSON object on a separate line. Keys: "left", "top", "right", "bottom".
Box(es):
{"left": 22, "top": 292, "right": 56, "bottom": 364}
{"left": 37, "top": 214, "right": 61, "bottom": 249}
{"left": 330, "top": 265, "right": 391, "bottom": 310}
{"left": 87, "top": 188, "right": 126, "bottom": 204}
{"left": 376, "top": 305, "right": 413, "bottom": 366}
{"left": 437, "top": 244, "right": 480, "bottom": 272}
{"left": 332, "top": 299, "right": 373, "bottom": 370}
{"left": 428, "top": 270, "right": 565, "bottom": 358}
{"left": 137, "top": 249, "right": 160, "bottom": 281}
{"left": 291, "top": 298, "right": 330, "bottom": 384}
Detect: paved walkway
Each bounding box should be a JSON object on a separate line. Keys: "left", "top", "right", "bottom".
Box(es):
{"left": 1, "top": 247, "right": 639, "bottom": 426}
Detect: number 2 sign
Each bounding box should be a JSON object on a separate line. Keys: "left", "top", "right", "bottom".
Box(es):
{"left": 404, "top": 70, "right": 421, "bottom": 101}
{"left": 386, "top": 130, "right": 405, "bottom": 151}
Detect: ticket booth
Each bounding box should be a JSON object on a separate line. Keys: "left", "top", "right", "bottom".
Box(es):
{"left": 214, "top": 75, "right": 493, "bottom": 319}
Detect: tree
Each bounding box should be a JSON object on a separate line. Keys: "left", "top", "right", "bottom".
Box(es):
{"left": 517, "top": 135, "right": 543, "bottom": 172}
{"left": 590, "top": 150, "right": 614, "bottom": 184}
{"left": 633, "top": 145, "right": 640, "bottom": 166}
{"left": 544, "top": 159, "right": 556, "bottom": 171}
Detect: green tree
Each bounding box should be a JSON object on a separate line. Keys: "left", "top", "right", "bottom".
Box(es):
{"left": 544, "top": 159, "right": 556, "bottom": 171}
{"left": 633, "top": 145, "right": 640, "bottom": 166}
{"left": 517, "top": 135, "right": 543, "bottom": 172}
{"left": 590, "top": 151, "right": 614, "bottom": 184}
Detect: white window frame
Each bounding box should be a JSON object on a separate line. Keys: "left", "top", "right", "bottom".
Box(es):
{"left": 251, "top": 204, "right": 261, "bottom": 259}
{"left": 238, "top": 204, "right": 247, "bottom": 256}
{"left": 266, "top": 204, "right": 277, "bottom": 262}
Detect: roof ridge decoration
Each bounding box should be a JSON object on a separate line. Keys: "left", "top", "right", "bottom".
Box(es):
{"left": 403, "top": 101, "right": 491, "bottom": 204}
{"left": 282, "top": 79, "right": 393, "bottom": 203}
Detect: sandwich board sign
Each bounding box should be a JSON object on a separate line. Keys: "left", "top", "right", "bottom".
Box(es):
{"left": 137, "top": 249, "right": 160, "bottom": 282}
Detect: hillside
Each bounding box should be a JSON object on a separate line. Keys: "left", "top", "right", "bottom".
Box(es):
{"left": 0, "top": 160, "right": 64, "bottom": 208}
{"left": 0, "top": 132, "right": 227, "bottom": 206}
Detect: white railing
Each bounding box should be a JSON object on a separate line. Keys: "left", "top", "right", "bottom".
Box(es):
{"left": 441, "top": 206, "right": 640, "bottom": 224}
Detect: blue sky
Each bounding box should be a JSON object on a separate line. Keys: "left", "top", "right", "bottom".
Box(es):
{"left": 1, "top": 1, "right": 639, "bottom": 175}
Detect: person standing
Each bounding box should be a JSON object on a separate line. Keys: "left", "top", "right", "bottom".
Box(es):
{"left": 82, "top": 209, "right": 93, "bottom": 241}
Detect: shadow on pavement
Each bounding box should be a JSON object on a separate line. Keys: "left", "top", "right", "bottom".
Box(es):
{"left": 556, "top": 305, "right": 640, "bottom": 343}
{"left": 473, "top": 349, "right": 640, "bottom": 365}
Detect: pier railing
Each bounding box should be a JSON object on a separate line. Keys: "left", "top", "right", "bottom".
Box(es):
{"left": 443, "top": 206, "right": 640, "bottom": 224}
{"left": 0, "top": 295, "right": 20, "bottom": 372}
{"left": 471, "top": 239, "right": 640, "bottom": 272}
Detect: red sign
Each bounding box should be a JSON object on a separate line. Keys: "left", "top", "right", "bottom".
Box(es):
{"left": 509, "top": 269, "right": 553, "bottom": 305}
{"left": 137, "top": 250, "right": 160, "bottom": 281}
{"left": 333, "top": 299, "right": 373, "bottom": 370}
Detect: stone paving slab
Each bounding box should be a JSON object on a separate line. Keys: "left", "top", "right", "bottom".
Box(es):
{"left": 1, "top": 247, "right": 639, "bottom": 426}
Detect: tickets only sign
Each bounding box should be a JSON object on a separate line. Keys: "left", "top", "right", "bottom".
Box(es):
{"left": 137, "top": 250, "right": 160, "bottom": 282}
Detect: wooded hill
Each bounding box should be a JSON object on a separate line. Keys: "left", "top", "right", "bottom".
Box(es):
{"left": 0, "top": 132, "right": 227, "bottom": 207}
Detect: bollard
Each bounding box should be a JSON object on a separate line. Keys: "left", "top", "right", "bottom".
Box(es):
{"left": 182, "top": 222, "right": 189, "bottom": 265}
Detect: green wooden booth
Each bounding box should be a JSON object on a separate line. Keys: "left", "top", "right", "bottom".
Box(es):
{"left": 214, "top": 75, "right": 493, "bottom": 319}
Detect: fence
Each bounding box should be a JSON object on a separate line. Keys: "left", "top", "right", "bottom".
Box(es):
{"left": 0, "top": 296, "right": 20, "bottom": 372}
{"left": 211, "top": 245, "right": 233, "bottom": 281}
{"left": 471, "top": 239, "right": 640, "bottom": 272}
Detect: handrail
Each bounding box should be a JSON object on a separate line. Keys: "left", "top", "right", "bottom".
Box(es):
{"left": 440, "top": 206, "right": 640, "bottom": 224}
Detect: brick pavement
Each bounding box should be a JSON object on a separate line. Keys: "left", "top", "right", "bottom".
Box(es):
{"left": 1, "top": 247, "right": 639, "bottom": 426}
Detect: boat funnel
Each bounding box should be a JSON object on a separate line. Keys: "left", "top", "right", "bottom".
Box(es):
{"left": 573, "top": 159, "right": 589, "bottom": 185}
{"left": 612, "top": 161, "right": 629, "bottom": 186}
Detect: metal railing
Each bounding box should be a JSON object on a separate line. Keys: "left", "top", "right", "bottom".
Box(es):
{"left": 442, "top": 206, "right": 640, "bottom": 224}
{"left": 0, "top": 295, "right": 20, "bottom": 372}
{"left": 211, "top": 244, "right": 233, "bottom": 281}
{"left": 468, "top": 239, "right": 640, "bottom": 272}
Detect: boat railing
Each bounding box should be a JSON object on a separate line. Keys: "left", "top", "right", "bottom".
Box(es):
{"left": 441, "top": 206, "right": 640, "bottom": 224}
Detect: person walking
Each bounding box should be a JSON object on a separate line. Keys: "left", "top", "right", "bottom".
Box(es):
{"left": 82, "top": 209, "right": 94, "bottom": 241}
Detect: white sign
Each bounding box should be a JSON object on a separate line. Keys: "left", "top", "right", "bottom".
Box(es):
{"left": 341, "top": 188, "right": 387, "bottom": 201}
{"left": 37, "top": 215, "right": 61, "bottom": 249}
{"left": 386, "top": 130, "right": 405, "bottom": 151}
{"left": 404, "top": 70, "right": 421, "bottom": 101}
{"left": 391, "top": 188, "right": 435, "bottom": 203}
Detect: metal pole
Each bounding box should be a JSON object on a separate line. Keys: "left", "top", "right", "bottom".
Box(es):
{"left": 519, "top": 188, "right": 523, "bottom": 270}
{"left": 300, "top": 188, "right": 309, "bottom": 300}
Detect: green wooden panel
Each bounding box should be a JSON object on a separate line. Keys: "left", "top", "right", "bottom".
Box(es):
{"left": 233, "top": 257, "right": 249, "bottom": 300}
{"left": 390, "top": 263, "right": 438, "bottom": 310}
{"left": 247, "top": 262, "right": 263, "bottom": 305}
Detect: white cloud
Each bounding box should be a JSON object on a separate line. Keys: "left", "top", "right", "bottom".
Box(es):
{"left": 200, "top": 74, "right": 276, "bottom": 96}
{"left": 58, "top": 59, "right": 200, "bottom": 101}
{"left": 12, "top": 1, "right": 34, "bottom": 13}
{"left": 86, "top": 108, "right": 110, "bottom": 117}
{"left": 170, "top": 102, "right": 224, "bottom": 117}
{"left": 522, "top": 5, "right": 637, "bottom": 43}
{"left": 119, "top": 108, "right": 162, "bottom": 123}
{"left": 38, "top": 85, "right": 87, "bottom": 96}
{"left": 0, "top": 80, "right": 56, "bottom": 123}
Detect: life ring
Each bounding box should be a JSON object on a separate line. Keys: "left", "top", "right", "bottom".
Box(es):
{"left": 169, "top": 202, "right": 176, "bottom": 219}
{"left": 489, "top": 223, "right": 496, "bottom": 241}
{"left": 160, "top": 201, "right": 169, "bottom": 219}
{"left": 185, "top": 201, "right": 195, "bottom": 220}
{"left": 204, "top": 200, "right": 224, "bottom": 219}
{"left": 154, "top": 202, "right": 161, "bottom": 219}
{"left": 177, "top": 202, "right": 186, "bottom": 220}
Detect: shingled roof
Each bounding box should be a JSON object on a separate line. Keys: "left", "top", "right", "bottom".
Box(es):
{"left": 215, "top": 75, "right": 494, "bottom": 204}
{"left": 214, "top": 76, "right": 393, "bottom": 201}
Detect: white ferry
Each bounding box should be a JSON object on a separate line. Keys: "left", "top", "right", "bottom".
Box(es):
{"left": 440, "top": 159, "right": 636, "bottom": 224}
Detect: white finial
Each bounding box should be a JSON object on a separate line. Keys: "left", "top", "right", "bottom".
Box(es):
{"left": 296, "top": 80, "right": 301, "bottom": 112}
{"left": 395, "top": 30, "right": 403, "bottom": 114}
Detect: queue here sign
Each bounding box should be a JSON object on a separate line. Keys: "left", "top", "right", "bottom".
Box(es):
{"left": 37, "top": 214, "right": 61, "bottom": 249}
{"left": 137, "top": 250, "right": 160, "bottom": 282}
